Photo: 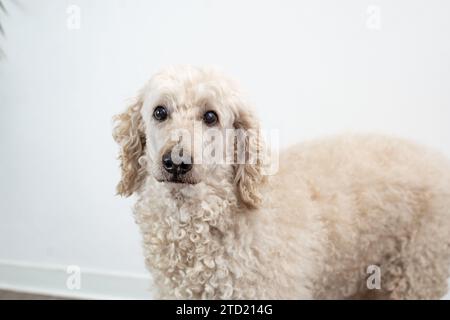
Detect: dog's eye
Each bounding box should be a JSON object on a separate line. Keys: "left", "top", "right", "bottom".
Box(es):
{"left": 153, "top": 106, "right": 168, "bottom": 121}
{"left": 203, "top": 111, "right": 218, "bottom": 126}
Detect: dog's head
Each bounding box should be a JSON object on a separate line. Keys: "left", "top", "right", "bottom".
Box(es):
{"left": 113, "top": 66, "right": 264, "bottom": 208}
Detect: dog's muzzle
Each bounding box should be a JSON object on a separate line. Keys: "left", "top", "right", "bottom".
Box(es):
{"left": 161, "top": 147, "right": 193, "bottom": 183}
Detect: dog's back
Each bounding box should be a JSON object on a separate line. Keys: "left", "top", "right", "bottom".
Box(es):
{"left": 265, "top": 134, "right": 450, "bottom": 299}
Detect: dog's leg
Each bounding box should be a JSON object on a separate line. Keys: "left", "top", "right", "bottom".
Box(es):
{"left": 381, "top": 205, "right": 450, "bottom": 299}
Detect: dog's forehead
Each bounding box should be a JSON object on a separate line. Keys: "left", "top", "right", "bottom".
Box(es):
{"left": 144, "top": 73, "right": 231, "bottom": 112}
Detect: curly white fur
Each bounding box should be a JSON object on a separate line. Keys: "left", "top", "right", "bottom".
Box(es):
{"left": 114, "top": 65, "right": 450, "bottom": 299}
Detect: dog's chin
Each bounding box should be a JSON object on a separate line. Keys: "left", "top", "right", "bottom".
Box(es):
{"left": 155, "top": 175, "right": 198, "bottom": 185}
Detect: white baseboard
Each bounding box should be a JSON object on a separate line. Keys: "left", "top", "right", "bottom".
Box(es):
{"left": 1, "top": 259, "right": 448, "bottom": 300}
{"left": 0, "top": 259, "right": 154, "bottom": 300}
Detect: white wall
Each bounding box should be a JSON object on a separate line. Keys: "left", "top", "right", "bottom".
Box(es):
{"left": 0, "top": 0, "right": 449, "bottom": 298}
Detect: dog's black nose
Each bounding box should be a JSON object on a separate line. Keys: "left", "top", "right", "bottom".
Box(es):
{"left": 162, "top": 151, "right": 193, "bottom": 174}
{"left": 162, "top": 152, "right": 174, "bottom": 172}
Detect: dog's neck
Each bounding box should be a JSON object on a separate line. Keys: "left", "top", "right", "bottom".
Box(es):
{"left": 136, "top": 176, "right": 244, "bottom": 235}
{"left": 134, "top": 176, "right": 265, "bottom": 298}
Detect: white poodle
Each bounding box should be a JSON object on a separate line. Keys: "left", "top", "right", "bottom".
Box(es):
{"left": 113, "top": 65, "right": 450, "bottom": 299}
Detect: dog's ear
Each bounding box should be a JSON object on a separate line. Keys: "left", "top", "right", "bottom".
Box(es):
{"left": 233, "top": 107, "right": 265, "bottom": 209}
{"left": 113, "top": 97, "right": 147, "bottom": 197}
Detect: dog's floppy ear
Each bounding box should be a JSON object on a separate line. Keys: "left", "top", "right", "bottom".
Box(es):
{"left": 113, "top": 96, "right": 147, "bottom": 197}
{"left": 233, "top": 107, "right": 265, "bottom": 209}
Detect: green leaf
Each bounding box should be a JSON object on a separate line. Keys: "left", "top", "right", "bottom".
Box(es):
{"left": 0, "top": 1, "right": 7, "bottom": 14}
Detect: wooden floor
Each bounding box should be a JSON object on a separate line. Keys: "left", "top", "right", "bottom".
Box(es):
{"left": 0, "top": 289, "right": 65, "bottom": 300}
